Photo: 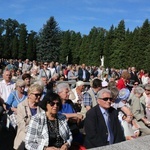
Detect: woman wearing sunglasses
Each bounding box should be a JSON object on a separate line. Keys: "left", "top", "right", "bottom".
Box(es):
{"left": 14, "top": 83, "right": 43, "bottom": 150}
{"left": 25, "top": 92, "right": 72, "bottom": 150}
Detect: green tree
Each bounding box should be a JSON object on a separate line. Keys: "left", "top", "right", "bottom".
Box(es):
{"left": 37, "top": 16, "right": 61, "bottom": 62}
{"left": 18, "top": 23, "right": 27, "bottom": 60}
{"left": 27, "top": 31, "right": 37, "bottom": 60}
{"left": 3, "top": 18, "right": 19, "bottom": 58}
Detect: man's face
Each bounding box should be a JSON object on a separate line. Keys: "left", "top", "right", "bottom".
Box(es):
{"left": 3, "top": 71, "right": 12, "bottom": 82}
{"left": 42, "top": 77, "right": 48, "bottom": 85}
{"left": 97, "top": 92, "right": 112, "bottom": 109}
{"left": 145, "top": 89, "right": 150, "bottom": 96}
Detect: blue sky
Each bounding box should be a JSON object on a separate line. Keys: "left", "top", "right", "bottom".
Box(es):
{"left": 1, "top": 0, "right": 150, "bottom": 35}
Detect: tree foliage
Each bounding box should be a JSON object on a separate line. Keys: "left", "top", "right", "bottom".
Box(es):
{"left": 1, "top": 17, "right": 150, "bottom": 70}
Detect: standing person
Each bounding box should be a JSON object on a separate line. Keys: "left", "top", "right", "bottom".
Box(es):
{"left": 14, "top": 83, "right": 43, "bottom": 150}
{"left": 130, "top": 67, "right": 140, "bottom": 85}
{"left": 39, "top": 62, "right": 51, "bottom": 80}
{"left": 48, "top": 62, "right": 56, "bottom": 77}
{"left": 25, "top": 92, "right": 72, "bottom": 150}
{"left": 55, "top": 62, "right": 61, "bottom": 76}
{"left": 78, "top": 64, "right": 90, "bottom": 82}
{"left": 84, "top": 88, "right": 125, "bottom": 149}
{"left": 22, "top": 59, "right": 31, "bottom": 73}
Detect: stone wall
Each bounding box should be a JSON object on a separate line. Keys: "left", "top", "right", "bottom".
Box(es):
{"left": 90, "top": 135, "right": 150, "bottom": 150}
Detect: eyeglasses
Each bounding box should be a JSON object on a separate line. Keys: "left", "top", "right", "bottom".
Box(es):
{"left": 134, "top": 84, "right": 139, "bottom": 86}
{"left": 31, "top": 93, "right": 42, "bottom": 97}
{"left": 44, "top": 64, "right": 48, "bottom": 65}
{"left": 49, "top": 101, "right": 60, "bottom": 107}
{"left": 99, "top": 97, "right": 113, "bottom": 101}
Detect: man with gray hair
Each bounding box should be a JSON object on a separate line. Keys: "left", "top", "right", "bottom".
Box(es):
{"left": 84, "top": 88, "right": 125, "bottom": 149}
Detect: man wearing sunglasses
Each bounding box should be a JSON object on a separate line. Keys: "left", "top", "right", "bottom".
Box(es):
{"left": 84, "top": 88, "right": 125, "bottom": 149}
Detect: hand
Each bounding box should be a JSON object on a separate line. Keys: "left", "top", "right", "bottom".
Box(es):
{"left": 77, "top": 113, "right": 84, "bottom": 120}
{"left": 60, "top": 143, "right": 69, "bottom": 150}
{"left": 11, "top": 107, "right": 17, "bottom": 114}
{"left": 124, "top": 115, "right": 132, "bottom": 123}
{"left": 44, "top": 146, "right": 58, "bottom": 150}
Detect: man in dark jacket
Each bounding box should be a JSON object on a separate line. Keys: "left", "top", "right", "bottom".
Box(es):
{"left": 84, "top": 88, "right": 125, "bottom": 149}
{"left": 78, "top": 64, "right": 90, "bottom": 82}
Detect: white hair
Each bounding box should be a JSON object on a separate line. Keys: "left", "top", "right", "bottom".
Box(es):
{"left": 97, "top": 88, "right": 112, "bottom": 99}
{"left": 56, "top": 83, "right": 70, "bottom": 93}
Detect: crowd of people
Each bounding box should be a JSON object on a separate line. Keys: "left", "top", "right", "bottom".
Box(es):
{"left": 0, "top": 58, "right": 150, "bottom": 149}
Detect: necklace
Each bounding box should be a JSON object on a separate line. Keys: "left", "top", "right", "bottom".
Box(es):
{"left": 47, "top": 118, "right": 63, "bottom": 148}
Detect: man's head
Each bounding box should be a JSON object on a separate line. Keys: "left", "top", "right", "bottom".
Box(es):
{"left": 3, "top": 70, "right": 12, "bottom": 83}
{"left": 41, "top": 76, "right": 48, "bottom": 86}
{"left": 92, "top": 78, "right": 102, "bottom": 92}
{"left": 76, "top": 81, "right": 85, "bottom": 91}
{"left": 97, "top": 89, "right": 112, "bottom": 109}
{"left": 144, "top": 84, "right": 150, "bottom": 96}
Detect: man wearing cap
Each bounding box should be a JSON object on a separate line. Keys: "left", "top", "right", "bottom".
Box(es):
{"left": 69, "top": 81, "right": 85, "bottom": 112}
{"left": 84, "top": 88, "right": 125, "bottom": 149}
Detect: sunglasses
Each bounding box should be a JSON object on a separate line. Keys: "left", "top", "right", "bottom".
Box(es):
{"left": 99, "top": 97, "right": 113, "bottom": 101}
{"left": 19, "top": 86, "right": 25, "bottom": 88}
{"left": 31, "top": 93, "right": 42, "bottom": 97}
{"left": 134, "top": 84, "right": 139, "bottom": 86}
{"left": 49, "top": 101, "right": 60, "bottom": 107}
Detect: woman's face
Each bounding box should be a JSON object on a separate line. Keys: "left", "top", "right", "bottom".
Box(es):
{"left": 17, "top": 85, "right": 25, "bottom": 93}
{"left": 58, "top": 88, "right": 70, "bottom": 100}
{"left": 24, "top": 78, "right": 30, "bottom": 86}
{"left": 28, "top": 90, "right": 42, "bottom": 105}
{"left": 46, "top": 100, "right": 60, "bottom": 115}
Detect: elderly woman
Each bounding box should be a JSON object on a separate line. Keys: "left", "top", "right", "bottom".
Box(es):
{"left": 56, "top": 83, "right": 84, "bottom": 144}
{"left": 6, "top": 79, "right": 27, "bottom": 128}
{"left": 14, "top": 83, "right": 43, "bottom": 150}
{"left": 25, "top": 92, "right": 72, "bottom": 150}
{"left": 130, "top": 86, "right": 150, "bottom": 136}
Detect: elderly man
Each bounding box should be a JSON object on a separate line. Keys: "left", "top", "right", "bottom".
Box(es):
{"left": 0, "top": 70, "right": 15, "bottom": 116}
{"left": 84, "top": 88, "right": 125, "bottom": 149}
{"left": 69, "top": 81, "right": 85, "bottom": 112}
{"left": 22, "top": 59, "right": 31, "bottom": 73}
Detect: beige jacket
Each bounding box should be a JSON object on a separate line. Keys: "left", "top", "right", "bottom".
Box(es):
{"left": 14, "top": 99, "right": 43, "bottom": 150}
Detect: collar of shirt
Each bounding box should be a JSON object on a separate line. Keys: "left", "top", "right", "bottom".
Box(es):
{"left": 1, "top": 79, "right": 14, "bottom": 85}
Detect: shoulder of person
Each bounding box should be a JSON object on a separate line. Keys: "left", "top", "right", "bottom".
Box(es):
{"left": 57, "top": 113, "right": 66, "bottom": 120}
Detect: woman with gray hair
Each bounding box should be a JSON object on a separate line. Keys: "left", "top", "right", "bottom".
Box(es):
{"left": 56, "top": 83, "right": 84, "bottom": 145}
{"left": 130, "top": 86, "right": 150, "bottom": 136}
